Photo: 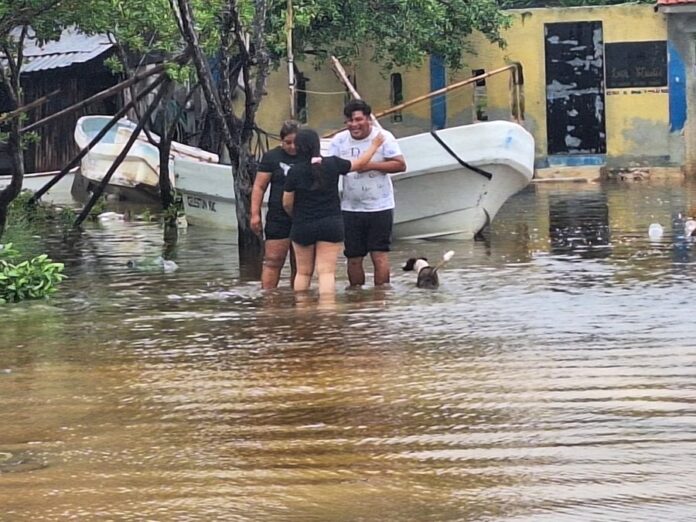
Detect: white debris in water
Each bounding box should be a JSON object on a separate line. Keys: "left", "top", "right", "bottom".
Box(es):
{"left": 98, "top": 211, "right": 125, "bottom": 221}
{"left": 162, "top": 260, "right": 179, "bottom": 273}
{"left": 648, "top": 223, "right": 664, "bottom": 241}
{"left": 685, "top": 219, "right": 696, "bottom": 237}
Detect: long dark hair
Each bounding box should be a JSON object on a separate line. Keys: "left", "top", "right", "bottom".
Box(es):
{"left": 294, "top": 129, "right": 323, "bottom": 189}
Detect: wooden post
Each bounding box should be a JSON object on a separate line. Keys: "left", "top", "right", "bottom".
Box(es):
{"left": 73, "top": 79, "right": 171, "bottom": 228}
{"left": 30, "top": 74, "right": 168, "bottom": 204}
{"left": 286, "top": 0, "right": 296, "bottom": 118}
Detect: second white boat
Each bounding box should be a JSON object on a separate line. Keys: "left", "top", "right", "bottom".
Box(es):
{"left": 74, "top": 115, "right": 219, "bottom": 201}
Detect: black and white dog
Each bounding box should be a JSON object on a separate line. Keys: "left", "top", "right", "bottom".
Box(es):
{"left": 402, "top": 250, "right": 454, "bottom": 289}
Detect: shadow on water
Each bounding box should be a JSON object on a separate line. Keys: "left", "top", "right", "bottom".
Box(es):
{"left": 4, "top": 178, "right": 696, "bottom": 520}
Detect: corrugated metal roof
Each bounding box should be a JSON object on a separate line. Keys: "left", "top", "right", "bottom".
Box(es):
{"left": 3, "top": 27, "right": 113, "bottom": 73}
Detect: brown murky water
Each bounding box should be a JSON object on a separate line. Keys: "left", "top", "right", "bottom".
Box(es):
{"left": 3, "top": 178, "right": 696, "bottom": 520}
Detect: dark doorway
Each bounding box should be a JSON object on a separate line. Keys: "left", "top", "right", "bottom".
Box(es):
{"left": 544, "top": 21, "right": 606, "bottom": 155}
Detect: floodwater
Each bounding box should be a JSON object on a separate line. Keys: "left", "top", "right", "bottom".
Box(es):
{"left": 3, "top": 178, "right": 696, "bottom": 521}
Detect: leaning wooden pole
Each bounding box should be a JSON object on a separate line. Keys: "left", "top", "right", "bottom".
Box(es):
{"left": 0, "top": 89, "right": 60, "bottom": 125}
{"left": 20, "top": 53, "right": 188, "bottom": 134}
{"left": 73, "top": 79, "right": 172, "bottom": 228}
{"left": 30, "top": 74, "right": 168, "bottom": 204}
{"left": 372, "top": 64, "right": 518, "bottom": 121}
{"left": 322, "top": 64, "right": 520, "bottom": 138}
{"left": 329, "top": 55, "right": 382, "bottom": 130}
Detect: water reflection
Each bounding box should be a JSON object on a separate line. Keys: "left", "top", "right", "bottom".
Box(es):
{"left": 549, "top": 191, "right": 611, "bottom": 258}
{"left": 3, "top": 179, "right": 696, "bottom": 521}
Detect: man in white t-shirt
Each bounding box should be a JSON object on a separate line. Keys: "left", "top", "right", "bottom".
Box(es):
{"left": 328, "top": 100, "right": 407, "bottom": 287}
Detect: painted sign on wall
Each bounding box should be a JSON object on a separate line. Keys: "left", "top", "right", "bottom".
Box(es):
{"left": 605, "top": 41, "right": 667, "bottom": 89}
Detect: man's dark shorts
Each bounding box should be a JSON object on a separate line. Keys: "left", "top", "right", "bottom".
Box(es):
{"left": 264, "top": 212, "right": 292, "bottom": 240}
{"left": 290, "top": 215, "right": 344, "bottom": 246}
{"left": 342, "top": 209, "right": 393, "bottom": 258}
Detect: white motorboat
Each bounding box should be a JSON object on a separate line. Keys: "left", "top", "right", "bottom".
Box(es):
{"left": 175, "top": 120, "right": 535, "bottom": 240}
{"left": 74, "top": 115, "right": 219, "bottom": 201}
{"left": 0, "top": 168, "right": 78, "bottom": 206}
{"left": 391, "top": 120, "right": 534, "bottom": 239}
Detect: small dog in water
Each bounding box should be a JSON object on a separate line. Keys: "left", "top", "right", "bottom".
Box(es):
{"left": 402, "top": 250, "right": 454, "bottom": 289}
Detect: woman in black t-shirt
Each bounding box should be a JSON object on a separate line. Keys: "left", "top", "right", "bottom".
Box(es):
{"left": 251, "top": 120, "right": 301, "bottom": 289}
{"left": 283, "top": 129, "right": 384, "bottom": 295}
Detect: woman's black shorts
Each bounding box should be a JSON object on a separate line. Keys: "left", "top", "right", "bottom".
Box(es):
{"left": 290, "top": 215, "right": 344, "bottom": 246}
{"left": 264, "top": 212, "right": 292, "bottom": 240}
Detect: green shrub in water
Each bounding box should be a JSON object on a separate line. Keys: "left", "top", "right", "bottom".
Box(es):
{"left": 7, "top": 190, "right": 48, "bottom": 227}
{"left": 88, "top": 196, "right": 107, "bottom": 219}
{"left": 0, "top": 243, "right": 66, "bottom": 304}
{"left": 162, "top": 192, "right": 185, "bottom": 225}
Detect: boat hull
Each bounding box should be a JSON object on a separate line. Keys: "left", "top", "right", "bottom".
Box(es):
{"left": 391, "top": 120, "right": 534, "bottom": 239}
{"left": 0, "top": 170, "right": 78, "bottom": 206}
{"left": 175, "top": 159, "right": 238, "bottom": 230}
{"left": 175, "top": 121, "right": 535, "bottom": 239}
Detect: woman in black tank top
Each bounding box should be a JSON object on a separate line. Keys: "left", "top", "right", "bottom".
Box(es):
{"left": 282, "top": 129, "right": 384, "bottom": 296}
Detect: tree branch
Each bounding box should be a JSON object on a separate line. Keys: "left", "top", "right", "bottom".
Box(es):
{"left": 174, "top": 0, "right": 235, "bottom": 153}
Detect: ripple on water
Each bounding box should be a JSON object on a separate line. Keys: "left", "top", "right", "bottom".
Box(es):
{"left": 4, "top": 181, "right": 696, "bottom": 520}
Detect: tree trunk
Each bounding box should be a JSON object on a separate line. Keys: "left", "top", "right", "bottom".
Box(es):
{"left": 0, "top": 121, "right": 24, "bottom": 239}
{"left": 0, "top": 27, "right": 27, "bottom": 240}
{"left": 159, "top": 132, "right": 175, "bottom": 211}
{"left": 173, "top": 0, "right": 263, "bottom": 253}
{"left": 233, "top": 149, "right": 259, "bottom": 248}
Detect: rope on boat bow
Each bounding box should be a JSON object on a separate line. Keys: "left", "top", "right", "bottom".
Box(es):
{"left": 430, "top": 130, "right": 493, "bottom": 180}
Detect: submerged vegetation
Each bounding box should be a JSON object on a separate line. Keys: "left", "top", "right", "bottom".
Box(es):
{"left": 6, "top": 190, "right": 77, "bottom": 232}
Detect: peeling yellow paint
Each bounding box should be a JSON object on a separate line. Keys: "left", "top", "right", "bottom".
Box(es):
{"left": 251, "top": 3, "right": 668, "bottom": 163}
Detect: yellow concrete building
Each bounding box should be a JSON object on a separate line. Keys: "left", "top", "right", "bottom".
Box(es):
{"left": 255, "top": 4, "right": 674, "bottom": 169}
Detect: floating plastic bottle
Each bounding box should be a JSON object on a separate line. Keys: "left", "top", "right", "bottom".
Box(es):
{"left": 126, "top": 256, "right": 178, "bottom": 273}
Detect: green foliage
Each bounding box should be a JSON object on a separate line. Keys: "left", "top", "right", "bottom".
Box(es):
{"left": 7, "top": 190, "right": 46, "bottom": 227}
{"left": 7, "top": 190, "right": 78, "bottom": 232}
{"left": 0, "top": 249, "right": 66, "bottom": 304}
{"left": 264, "top": 0, "right": 511, "bottom": 71}
{"left": 139, "top": 208, "right": 153, "bottom": 222}
{"left": 58, "top": 206, "right": 76, "bottom": 228}
{"left": 0, "top": 242, "right": 20, "bottom": 259}
{"left": 88, "top": 196, "right": 107, "bottom": 219}
{"left": 103, "top": 54, "right": 125, "bottom": 74}
{"left": 21, "top": 131, "right": 40, "bottom": 146}
{"left": 162, "top": 192, "right": 184, "bottom": 224}
{"left": 499, "top": 0, "right": 652, "bottom": 6}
